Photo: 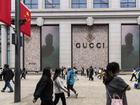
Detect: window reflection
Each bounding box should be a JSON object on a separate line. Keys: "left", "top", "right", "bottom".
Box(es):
{"left": 121, "top": 0, "right": 136, "bottom": 8}
{"left": 121, "top": 25, "right": 140, "bottom": 69}
{"left": 93, "top": 0, "right": 109, "bottom": 8}
{"left": 71, "top": 0, "right": 87, "bottom": 8}
{"left": 45, "top": 0, "right": 60, "bottom": 8}
{"left": 24, "top": 0, "right": 38, "bottom": 9}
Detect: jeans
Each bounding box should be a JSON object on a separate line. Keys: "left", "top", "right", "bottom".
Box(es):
{"left": 3, "top": 80, "right": 13, "bottom": 91}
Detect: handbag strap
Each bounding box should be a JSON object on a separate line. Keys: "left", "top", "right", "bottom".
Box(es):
{"left": 106, "top": 87, "right": 112, "bottom": 99}
{"left": 106, "top": 86, "right": 124, "bottom": 99}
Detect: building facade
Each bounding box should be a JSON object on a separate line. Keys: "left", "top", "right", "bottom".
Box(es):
{"left": 0, "top": 0, "right": 140, "bottom": 71}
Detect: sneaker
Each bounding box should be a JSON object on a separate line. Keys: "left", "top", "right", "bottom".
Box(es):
{"left": 1, "top": 90, "right": 5, "bottom": 92}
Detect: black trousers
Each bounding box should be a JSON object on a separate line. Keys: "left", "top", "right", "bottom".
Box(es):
{"left": 130, "top": 73, "right": 137, "bottom": 81}
{"left": 67, "top": 84, "right": 76, "bottom": 97}
{"left": 54, "top": 93, "right": 66, "bottom": 105}
{"left": 41, "top": 100, "right": 54, "bottom": 105}
{"left": 89, "top": 75, "right": 94, "bottom": 80}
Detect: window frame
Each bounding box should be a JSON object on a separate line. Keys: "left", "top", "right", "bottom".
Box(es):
{"left": 71, "top": 0, "right": 87, "bottom": 8}
{"left": 45, "top": 0, "right": 60, "bottom": 9}
{"left": 120, "top": 0, "right": 136, "bottom": 8}
{"left": 23, "top": 0, "right": 38, "bottom": 9}
{"left": 93, "top": 0, "right": 109, "bottom": 8}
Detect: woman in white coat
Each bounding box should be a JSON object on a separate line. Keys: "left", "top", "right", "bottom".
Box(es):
{"left": 53, "top": 68, "right": 68, "bottom": 105}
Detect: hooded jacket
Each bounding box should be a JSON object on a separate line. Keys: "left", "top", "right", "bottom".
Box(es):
{"left": 67, "top": 68, "right": 75, "bottom": 85}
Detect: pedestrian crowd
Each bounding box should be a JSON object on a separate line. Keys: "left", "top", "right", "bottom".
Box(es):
{"left": 33, "top": 66, "right": 78, "bottom": 105}
{"left": 1, "top": 63, "right": 140, "bottom": 105}
{"left": 80, "top": 66, "right": 105, "bottom": 81}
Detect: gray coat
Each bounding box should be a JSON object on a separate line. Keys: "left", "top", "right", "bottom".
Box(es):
{"left": 105, "top": 76, "right": 128, "bottom": 105}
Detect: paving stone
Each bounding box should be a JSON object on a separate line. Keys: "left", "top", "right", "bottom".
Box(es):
{"left": 0, "top": 75, "right": 139, "bottom": 105}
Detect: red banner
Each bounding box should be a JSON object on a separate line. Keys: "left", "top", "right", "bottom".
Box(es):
{"left": 0, "top": 0, "right": 11, "bottom": 26}
{"left": 20, "top": 2, "right": 31, "bottom": 37}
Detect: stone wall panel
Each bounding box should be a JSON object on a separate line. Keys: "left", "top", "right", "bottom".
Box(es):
{"left": 72, "top": 25, "right": 108, "bottom": 69}
{"left": 24, "top": 26, "right": 40, "bottom": 71}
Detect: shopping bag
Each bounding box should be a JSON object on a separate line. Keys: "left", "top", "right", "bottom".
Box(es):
{"left": 111, "top": 98, "right": 123, "bottom": 105}
{"left": 107, "top": 87, "right": 123, "bottom": 105}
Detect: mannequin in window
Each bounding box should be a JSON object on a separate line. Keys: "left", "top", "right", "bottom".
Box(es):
{"left": 42, "top": 34, "right": 54, "bottom": 69}
{"left": 121, "top": 33, "right": 138, "bottom": 69}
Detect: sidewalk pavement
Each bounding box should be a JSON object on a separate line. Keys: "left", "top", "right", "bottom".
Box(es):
{"left": 0, "top": 74, "right": 140, "bottom": 105}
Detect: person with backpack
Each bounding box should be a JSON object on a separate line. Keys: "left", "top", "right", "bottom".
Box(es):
{"left": 33, "top": 67, "right": 53, "bottom": 105}
{"left": 53, "top": 68, "right": 68, "bottom": 105}
{"left": 1, "top": 64, "right": 14, "bottom": 92}
{"left": 103, "top": 62, "right": 131, "bottom": 105}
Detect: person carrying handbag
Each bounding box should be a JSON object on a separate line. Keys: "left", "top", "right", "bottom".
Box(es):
{"left": 107, "top": 86, "right": 125, "bottom": 105}
{"left": 103, "top": 62, "right": 131, "bottom": 105}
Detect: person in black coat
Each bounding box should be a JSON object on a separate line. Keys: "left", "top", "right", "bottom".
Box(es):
{"left": 21, "top": 68, "right": 27, "bottom": 79}
{"left": 33, "top": 67, "right": 53, "bottom": 105}
{"left": 89, "top": 66, "right": 94, "bottom": 81}
{"left": 1, "top": 64, "right": 14, "bottom": 92}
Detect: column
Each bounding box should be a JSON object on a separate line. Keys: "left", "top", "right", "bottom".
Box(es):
{"left": 59, "top": 23, "right": 71, "bottom": 67}
{"left": 109, "top": 23, "right": 121, "bottom": 66}
{"left": 136, "top": 0, "right": 140, "bottom": 8}
{"left": 87, "top": 0, "right": 93, "bottom": 9}
{"left": 20, "top": 34, "right": 23, "bottom": 70}
{"left": 1, "top": 25, "right": 7, "bottom": 68}
{"left": 109, "top": 0, "right": 120, "bottom": 8}
{"left": 61, "top": 0, "right": 69, "bottom": 9}
{"left": 11, "top": 0, "right": 15, "bottom": 11}
{"left": 38, "top": 0, "right": 43, "bottom": 9}
{"left": 10, "top": 27, "right": 15, "bottom": 68}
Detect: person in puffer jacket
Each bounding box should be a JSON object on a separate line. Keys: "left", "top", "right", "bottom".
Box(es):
{"left": 66, "top": 67, "right": 78, "bottom": 98}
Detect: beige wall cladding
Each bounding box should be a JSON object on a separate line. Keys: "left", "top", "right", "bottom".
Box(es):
{"left": 24, "top": 26, "right": 40, "bottom": 71}
{"left": 72, "top": 25, "right": 108, "bottom": 70}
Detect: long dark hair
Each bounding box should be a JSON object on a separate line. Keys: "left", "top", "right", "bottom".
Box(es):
{"left": 4, "top": 64, "right": 9, "bottom": 69}
{"left": 53, "top": 68, "right": 61, "bottom": 81}
{"left": 42, "top": 67, "right": 51, "bottom": 78}
{"left": 103, "top": 62, "right": 120, "bottom": 85}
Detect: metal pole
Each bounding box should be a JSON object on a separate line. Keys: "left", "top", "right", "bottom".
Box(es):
{"left": 14, "top": 0, "right": 21, "bottom": 102}
{"left": 23, "top": 34, "right": 25, "bottom": 69}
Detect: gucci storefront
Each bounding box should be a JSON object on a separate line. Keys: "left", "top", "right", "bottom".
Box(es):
{"left": 0, "top": 0, "right": 140, "bottom": 71}
{"left": 72, "top": 25, "right": 109, "bottom": 69}
{"left": 23, "top": 24, "right": 140, "bottom": 71}
{"left": 24, "top": 24, "right": 109, "bottom": 71}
